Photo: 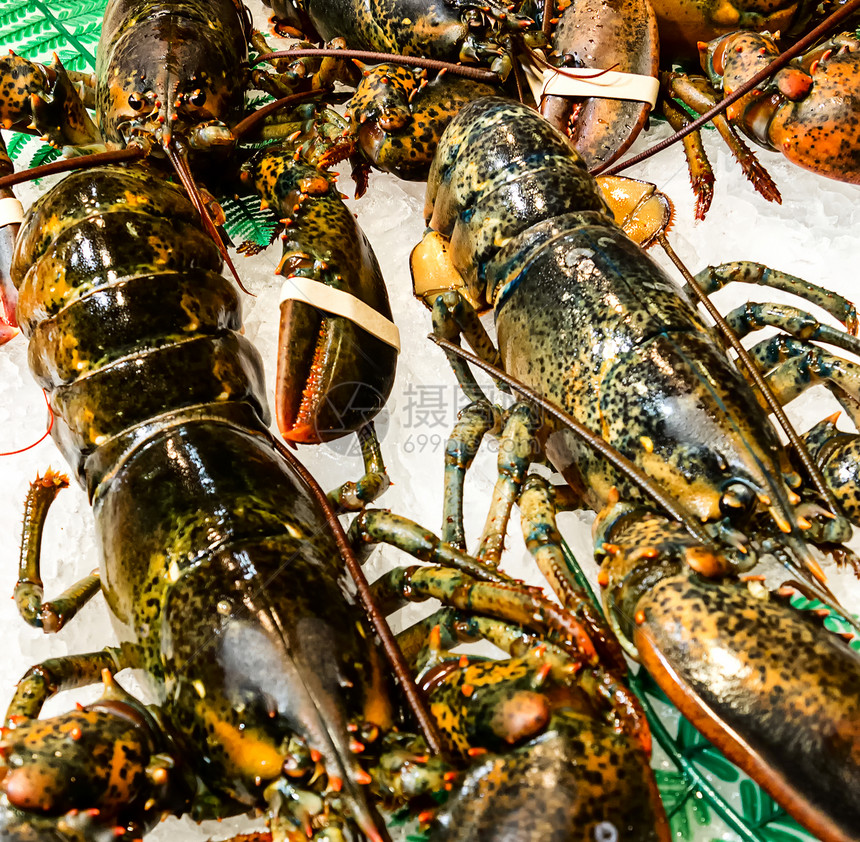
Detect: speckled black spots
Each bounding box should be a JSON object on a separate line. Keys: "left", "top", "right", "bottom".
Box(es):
{"left": 634, "top": 569, "right": 860, "bottom": 836}
{"left": 351, "top": 66, "right": 500, "bottom": 180}
{"left": 431, "top": 720, "right": 666, "bottom": 842}
{"left": 302, "top": 0, "right": 531, "bottom": 64}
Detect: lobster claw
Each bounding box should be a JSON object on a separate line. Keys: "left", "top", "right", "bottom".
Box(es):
{"left": 430, "top": 712, "right": 668, "bottom": 842}
{"left": 0, "top": 675, "right": 189, "bottom": 841}
{"left": 349, "top": 64, "right": 500, "bottom": 181}
{"left": 251, "top": 151, "right": 397, "bottom": 444}
{"left": 276, "top": 293, "right": 396, "bottom": 444}
{"left": 596, "top": 506, "right": 860, "bottom": 842}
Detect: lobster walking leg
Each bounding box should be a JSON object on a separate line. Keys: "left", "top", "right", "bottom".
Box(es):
{"left": 14, "top": 471, "right": 101, "bottom": 632}
{"left": 442, "top": 401, "right": 499, "bottom": 549}
{"left": 691, "top": 261, "right": 859, "bottom": 330}
{"left": 327, "top": 420, "right": 391, "bottom": 511}
{"left": 4, "top": 650, "right": 124, "bottom": 724}
{"left": 473, "top": 402, "right": 541, "bottom": 567}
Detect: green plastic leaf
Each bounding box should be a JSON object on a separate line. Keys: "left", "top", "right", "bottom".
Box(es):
{"left": 6, "top": 132, "right": 32, "bottom": 160}
{"left": 740, "top": 780, "right": 782, "bottom": 827}
{"left": 695, "top": 746, "right": 741, "bottom": 783}
{"left": 634, "top": 666, "right": 672, "bottom": 706}
{"left": 760, "top": 817, "right": 817, "bottom": 842}
{"left": 221, "top": 193, "right": 279, "bottom": 248}
{"left": 30, "top": 142, "right": 62, "bottom": 169}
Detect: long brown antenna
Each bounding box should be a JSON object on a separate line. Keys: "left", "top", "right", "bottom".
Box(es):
{"left": 254, "top": 48, "right": 499, "bottom": 82}
{"left": 597, "top": 0, "right": 860, "bottom": 176}
{"left": 164, "top": 144, "right": 252, "bottom": 295}
{"left": 231, "top": 89, "right": 328, "bottom": 141}
{"left": 270, "top": 436, "right": 447, "bottom": 758}
{"left": 0, "top": 147, "right": 146, "bottom": 190}
{"left": 430, "top": 335, "right": 714, "bottom": 546}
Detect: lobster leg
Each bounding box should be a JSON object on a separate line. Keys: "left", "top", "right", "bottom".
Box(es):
{"left": 804, "top": 417, "right": 860, "bottom": 523}
{"left": 660, "top": 94, "right": 715, "bottom": 221}
{"left": 518, "top": 474, "right": 627, "bottom": 674}
{"left": 692, "top": 260, "right": 859, "bottom": 330}
{"left": 662, "top": 71, "right": 781, "bottom": 204}
{"left": 475, "top": 402, "right": 541, "bottom": 567}
{"left": 14, "top": 470, "right": 101, "bottom": 632}
{"left": 326, "top": 420, "right": 391, "bottom": 511}
{"left": 352, "top": 510, "right": 602, "bottom": 663}
{"left": 725, "top": 301, "right": 860, "bottom": 352}
{"left": 431, "top": 291, "right": 506, "bottom": 404}
{"left": 442, "top": 401, "right": 500, "bottom": 549}
{"left": 4, "top": 649, "right": 124, "bottom": 724}
{"left": 749, "top": 336, "right": 860, "bottom": 402}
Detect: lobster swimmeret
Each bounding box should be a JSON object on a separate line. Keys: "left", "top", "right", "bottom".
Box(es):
{"left": 413, "top": 96, "right": 860, "bottom": 842}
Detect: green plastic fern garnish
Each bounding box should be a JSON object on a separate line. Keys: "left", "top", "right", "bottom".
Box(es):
{"left": 221, "top": 193, "right": 279, "bottom": 249}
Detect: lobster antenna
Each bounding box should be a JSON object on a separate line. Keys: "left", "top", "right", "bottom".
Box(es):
{"left": 0, "top": 390, "right": 54, "bottom": 457}
{"left": 430, "top": 335, "right": 713, "bottom": 546}
{"left": 596, "top": 0, "right": 860, "bottom": 176}
{"left": 253, "top": 48, "right": 499, "bottom": 83}
{"left": 541, "top": 0, "right": 555, "bottom": 38}
{"left": 231, "top": 88, "right": 330, "bottom": 141}
{"left": 431, "top": 339, "right": 860, "bottom": 636}
{"left": 270, "top": 435, "right": 447, "bottom": 760}
{"left": 163, "top": 144, "right": 252, "bottom": 296}
{"left": 656, "top": 234, "right": 843, "bottom": 521}
{"left": 0, "top": 146, "right": 146, "bottom": 190}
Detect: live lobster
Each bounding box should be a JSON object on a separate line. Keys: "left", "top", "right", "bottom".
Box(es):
{"left": 408, "top": 96, "right": 860, "bottom": 842}
{"left": 0, "top": 0, "right": 671, "bottom": 840}
{"left": 260, "top": 0, "right": 860, "bottom": 217}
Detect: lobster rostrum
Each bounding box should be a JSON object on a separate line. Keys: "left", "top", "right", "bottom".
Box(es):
{"left": 412, "top": 96, "right": 860, "bottom": 842}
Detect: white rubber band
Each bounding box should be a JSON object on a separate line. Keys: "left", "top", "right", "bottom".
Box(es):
{"left": 279, "top": 276, "right": 401, "bottom": 351}
{"left": 0, "top": 197, "right": 24, "bottom": 227}
{"left": 521, "top": 53, "right": 659, "bottom": 108}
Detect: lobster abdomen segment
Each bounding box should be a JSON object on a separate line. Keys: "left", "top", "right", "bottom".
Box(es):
{"left": 11, "top": 165, "right": 269, "bottom": 483}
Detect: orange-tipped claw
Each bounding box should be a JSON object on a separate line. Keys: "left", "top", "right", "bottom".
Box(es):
{"left": 275, "top": 298, "right": 396, "bottom": 443}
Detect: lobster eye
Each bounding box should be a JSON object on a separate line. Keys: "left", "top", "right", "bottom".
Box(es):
{"left": 189, "top": 90, "right": 206, "bottom": 107}
{"left": 127, "top": 93, "right": 144, "bottom": 111}
{"left": 720, "top": 482, "right": 757, "bottom": 523}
